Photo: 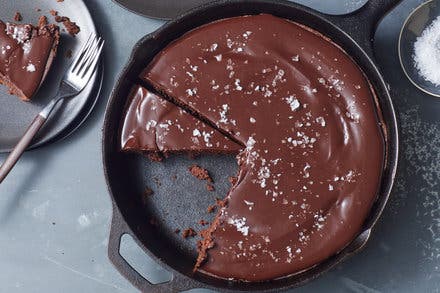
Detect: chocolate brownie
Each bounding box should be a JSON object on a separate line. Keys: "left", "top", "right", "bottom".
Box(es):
{"left": 141, "top": 14, "right": 385, "bottom": 281}
{"left": 121, "top": 85, "right": 242, "bottom": 155}
{"left": 0, "top": 20, "right": 59, "bottom": 100}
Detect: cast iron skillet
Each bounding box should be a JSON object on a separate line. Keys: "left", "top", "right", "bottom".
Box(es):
{"left": 103, "top": 0, "right": 400, "bottom": 292}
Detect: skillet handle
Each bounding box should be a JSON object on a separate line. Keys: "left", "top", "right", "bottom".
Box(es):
{"left": 108, "top": 206, "right": 193, "bottom": 293}
{"left": 325, "top": 0, "right": 402, "bottom": 59}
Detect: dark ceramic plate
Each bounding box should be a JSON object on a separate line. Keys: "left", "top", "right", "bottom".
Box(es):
{"left": 0, "top": 0, "right": 102, "bottom": 153}
{"left": 112, "top": 0, "right": 211, "bottom": 20}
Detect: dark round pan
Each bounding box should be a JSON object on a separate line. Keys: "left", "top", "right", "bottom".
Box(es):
{"left": 103, "top": 0, "right": 400, "bottom": 292}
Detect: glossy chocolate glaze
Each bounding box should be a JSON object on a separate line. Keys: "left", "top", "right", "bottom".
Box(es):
{"left": 0, "top": 20, "right": 59, "bottom": 100}
{"left": 142, "top": 14, "right": 385, "bottom": 281}
{"left": 121, "top": 85, "right": 242, "bottom": 153}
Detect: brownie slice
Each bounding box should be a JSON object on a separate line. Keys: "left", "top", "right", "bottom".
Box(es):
{"left": 0, "top": 20, "right": 60, "bottom": 101}
{"left": 121, "top": 85, "right": 242, "bottom": 158}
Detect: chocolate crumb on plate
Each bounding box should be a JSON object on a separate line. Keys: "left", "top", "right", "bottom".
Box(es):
{"left": 215, "top": 198, "right": 228, "bottom": 208}
{"left": 147, "top": 152, "right": 163, "bottom": 162}
{"left": 206, "top": 183, "right": 215, "bottom": 191}
{"left": 228, "top": 176, "right": 238, "bottom": 186}
{"left": 50, "top": 10, "right": 58, "bottom": 16}
{"left": 174, "top": 228, "right": 181, "bottom": 234}
{"left": 182, "top": 228, "right": 197, "bottom": 238}
{"left": 207, "top": 205, "right": 216, "bottom": 213}
{"left": 14, "top": 12, "right": 22, "bottom": 22}
{"left": 199, "top": 219, "right": 209, "bottom": 226}
{"left": 188, "top": 164, "right": 213, "bottom": 182}
{"left": 54, "top": 15, "right": 80, "bottom": 36}
{"left": 152, "top": 177, "right": 162, "bottom": 187}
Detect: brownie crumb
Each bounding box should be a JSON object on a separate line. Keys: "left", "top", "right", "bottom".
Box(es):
{"left": 54, "top": 15, "right": 80, "bottom": 36}
{"left": 188, "top": 164, "right": 213, "bottom": 182}
{"left": 14, "top": 12, "right": 22, "bottom": 22}
{"left": 199, "top": 219, "right": 209, "bottom": 226}
{"left": 144, "top": 187, "right": 154, "bottom": 197}
{"left": 50, "top": 10, "right": 58, "bottom": 16}
{"left": 174, "top": 228, "right": 181, "bottom": 234}
{"left": 216, "top": 198, "right": 228, "bottom": 208}
{"left": 57, "top": 0, "right": 64, "bottom": 2}
{"left": 171, "top": 174, "right": 177, "bottom": 181}
{"left": 153, "top": 177, "right": 162, "bottom": 187}
{"left": 206, "top": 183, "right": 215, "bottom": 191}
{"left": 147, "top": 152, "right": 163, "bottom": 162}
{"left": 195, "top": 228, "right": 216, "bottom": 271}
{"left": 66, "top": 49, "right": 73, "bottom": 58}
{"left": 182, "top": 228, "right": 197, "bottom": 238}
{"left": 228, "top": 176, "right": 238, "bottom": 186}
{"left": 36, "top": 8, "right": 42, "bottom": 12}
{"left": 38, "top": 16, "right": 48, "bottom": 27}
{"left": 207, "top": 205, "right": 216, "bottom": 213}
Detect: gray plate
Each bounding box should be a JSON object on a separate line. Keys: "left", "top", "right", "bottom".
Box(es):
{"left": 0, "top": 0, "right": 102, "bottom": 153}
{"left": 112, "top": 0, "right": 210, "bottom": 20}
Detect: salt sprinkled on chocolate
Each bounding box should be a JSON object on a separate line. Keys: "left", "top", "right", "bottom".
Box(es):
{"left": 142, "top": 14, "right": 385, "bottom": 281}
{"left": 121, "top": 86, "right": 241, "bottom": 154}
{"left": 26, "top": 63, "right": 36, "bottom": 72}
{"left": 0, "top": 20, "right": 60, "bottom": 100}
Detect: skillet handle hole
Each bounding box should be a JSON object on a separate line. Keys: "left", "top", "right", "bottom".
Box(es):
{"left": 119, "top": 233, "right": 172, "bottom": 285}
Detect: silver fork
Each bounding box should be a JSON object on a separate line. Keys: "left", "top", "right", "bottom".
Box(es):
{"left": 0, "top": 33, "right": 104, "bottom": 183}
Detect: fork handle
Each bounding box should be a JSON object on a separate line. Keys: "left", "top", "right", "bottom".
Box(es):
{"left": 0, "top": 114, "right": 46, "bottom": 184}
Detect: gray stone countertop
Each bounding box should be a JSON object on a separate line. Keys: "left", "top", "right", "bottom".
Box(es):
{"left": 0, "top": 0, "right": 438, "bottom": 292}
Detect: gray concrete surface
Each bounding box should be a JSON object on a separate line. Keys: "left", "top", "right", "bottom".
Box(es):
{"left": 0, "top": 0, "right": 439, "bottom": 292}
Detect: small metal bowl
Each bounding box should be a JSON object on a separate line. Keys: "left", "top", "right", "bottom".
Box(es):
{"left": 399, "top": 0, "right": 440, "bottom": 97}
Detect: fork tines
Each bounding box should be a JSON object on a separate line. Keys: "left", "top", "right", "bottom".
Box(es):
{"left": 70, "top": 33, "right": 104, "bottom": 82}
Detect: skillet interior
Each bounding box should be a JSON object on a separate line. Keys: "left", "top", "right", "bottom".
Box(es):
{"left": 103, "top": 0, "right": 398, "bottom": 291}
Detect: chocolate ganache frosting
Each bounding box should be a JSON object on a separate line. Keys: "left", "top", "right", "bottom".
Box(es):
{"left": 135, "top": 14, "right": 384, "bottom": 281}
{"left": 0, "top": 20, "right": 59, "bottom": 100}
{"left": 121, "top": 85, "right": 242, "bottom": 156}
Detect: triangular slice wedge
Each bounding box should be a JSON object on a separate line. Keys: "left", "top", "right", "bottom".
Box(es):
{"left": 0, "top": 20, "right": 59, "bottom": 101}
{"left": 121, "top": 85, "right": 242, "bottom": 159}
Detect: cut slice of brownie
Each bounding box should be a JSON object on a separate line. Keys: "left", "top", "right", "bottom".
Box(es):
{"left": 0, "top": 20, "right": 60, "bottom": 101}
{"left": 121, "top": 85, "right": 242, "bottom": 159}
